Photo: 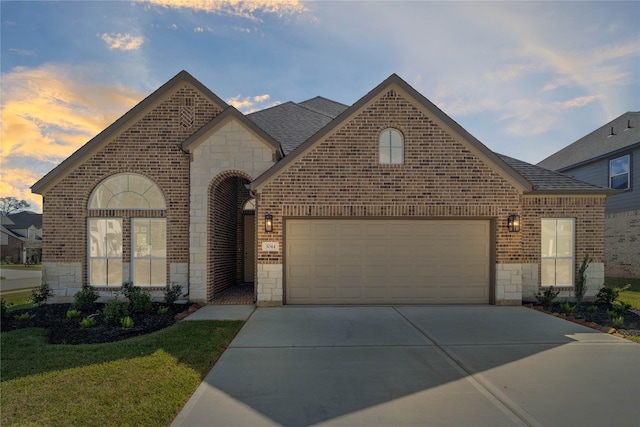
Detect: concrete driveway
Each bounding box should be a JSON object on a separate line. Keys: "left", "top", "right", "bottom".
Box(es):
{"left": 172, "top": 306, "right": 640, "bottom": 427}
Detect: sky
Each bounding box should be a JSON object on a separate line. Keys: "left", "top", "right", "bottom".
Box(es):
{"left": 1, "top": 0, "right": 639, "bottom": 213}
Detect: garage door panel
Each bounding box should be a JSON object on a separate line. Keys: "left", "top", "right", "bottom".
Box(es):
{"left": 286, "top": 219, "right": 491, "bottom": 304}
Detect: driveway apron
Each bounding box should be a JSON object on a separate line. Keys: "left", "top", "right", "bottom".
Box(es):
{"left": 172, "top": 306, "right": 640, "bottom": 427}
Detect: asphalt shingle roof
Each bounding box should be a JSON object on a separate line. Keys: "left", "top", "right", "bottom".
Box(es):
{"left": 248, "top": 98, "right": 348, "bottom": 155}
{"left": 498, "top": 154, "right": 610, "bottom": 192}
{"left": 537, "top": 111, "right": 640, "bottom": 171}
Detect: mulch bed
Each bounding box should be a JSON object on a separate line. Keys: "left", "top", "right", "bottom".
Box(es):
{"left": 527, "top": 302, "right": 640, "bottom": 339}
{"left": 1, "top": 302, "right": 200, "bottom": 345}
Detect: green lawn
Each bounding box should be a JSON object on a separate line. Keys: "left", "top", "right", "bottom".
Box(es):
{"left": 605, "top": 277, "right": 640, "bottom": 309}
{"left": 1, "top": 320, "right": 244, "bottom": 426}
{"left": 0, "top": 264, "right": 42, "bottom": 271}
{"left": 0, "top": 291, "right": 33, "bottom": 311}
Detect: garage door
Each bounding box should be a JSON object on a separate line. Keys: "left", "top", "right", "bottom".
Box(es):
{"left": 286, "top": 219, "right": 491, "bottom": 304}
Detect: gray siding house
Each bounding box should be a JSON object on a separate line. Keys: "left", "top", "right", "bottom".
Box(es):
{"left": 538, "top": 111, "right": 640, "bottom": 278}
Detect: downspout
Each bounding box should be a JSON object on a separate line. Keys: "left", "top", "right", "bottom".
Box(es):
{"left": 177, "top": 144, "right": 191, "bottom": 298}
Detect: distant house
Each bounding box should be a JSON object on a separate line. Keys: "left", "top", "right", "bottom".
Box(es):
{"left": 32, "top": 71, "right": 614, "bottom": 305}
{"left": 0, "top": 211, "right": 43, "bottom": 264}
{"left": 538, "top": 112, "right": 640, "bottom": 278}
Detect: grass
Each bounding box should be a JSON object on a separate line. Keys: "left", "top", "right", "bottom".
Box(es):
{"left": 605, "top": 277, "right": 640, "bottom": 310}
{"left": 0, "top": 264, "right": 42, "bottom": 271}
{"left": 0, "top": 291, "right": 34, "bottom": 312}
{"left": 1, "top": 320, "right": 244, "bottom": 427}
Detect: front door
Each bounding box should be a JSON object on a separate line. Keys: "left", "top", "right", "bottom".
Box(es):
{"left": 243, "top": 214, "right": 255, "bottom": 282}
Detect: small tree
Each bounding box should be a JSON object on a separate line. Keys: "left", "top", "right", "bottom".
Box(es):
{"left": 574, "top": 253, "right": 592, "bottom": 305}
{"left": 0, "top": 197, "right": 30, "bottom": 216}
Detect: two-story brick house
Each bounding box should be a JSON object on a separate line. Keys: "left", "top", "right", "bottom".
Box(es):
{"left": 32, "top": 71, "right": 614, "bottom": 305}
{"left": 538, "top": 112, "right": 639, "bottom": 279}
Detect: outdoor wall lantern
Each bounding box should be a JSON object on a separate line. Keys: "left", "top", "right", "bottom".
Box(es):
{"left": 265, "top": 214, "right": 273, "bottom": 232}
{"left": 507, "top": 214, "right": 521, "bottom": 232}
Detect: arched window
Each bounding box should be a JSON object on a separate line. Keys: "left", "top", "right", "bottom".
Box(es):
{"left": 243, "top": 198, "right": 256, "bottom": 211}
{"left": 88, "top": 173, "right": 165, "bottom": 209}
{"left": 88, "top": 173, "right": 166, "bottom": 287}
{"left": 379, "top": 128, "right": 404, "bottom": 165}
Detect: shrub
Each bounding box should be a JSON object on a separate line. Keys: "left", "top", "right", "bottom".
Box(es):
{"left": 535, "top": 286, "right": 560, "bottom": 308}
{"left": 596, "top": 285, "right": 630, "bottom": 306}
{"left": 605, "top": 309, "right": 617, "bottom": 320}
{"left": 612, "top": 302, "right": 631, "bottom": 314}
{"left": 31, "top": 283, "right": 54, "bottom": 306}
{"left": 1, "top": 298, "right": 8, "bottom": 319}
{"left": 612, "top": 316, "right": 625, "bottom": 328}
{"left": 574, "top": 253, "right": 591, "bottom": 304}
{"left": 157, "top": 306, "right": 169, "bottom": 315}
{"left": 586, "top": 305, "right": 598, "bottom": 314}
{"left": 73, "top": 286, "right": 100, "bottom": 311}
{"left": 15, "top": 312, "right": 33, "bottom": 321}
{"left": 122, "top": 282, "right": 152, "bottom": 313}
{"left": 120, "top": 316, "right": 134, "bottom": 328}
{"left": 80, "top": 316, "right": 95, "bottom": 328}
{"left": 103, "top": 297, "right": 129, "bottom": 325}
{"left": 164, "top": 283, "right": 183, "bottom": 305}
{"left": 66, "top": 309, "right": 81, "bottom": 319}
{"left": 559, "top": 302, "right": 576, "bottom": 315}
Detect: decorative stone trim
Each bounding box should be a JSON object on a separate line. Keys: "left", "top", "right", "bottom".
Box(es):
{"left": 495, "top": 263, "right": 524, "bottom": 305}
{"left": 256, "top": 263, "right": 283, "bottom": 306}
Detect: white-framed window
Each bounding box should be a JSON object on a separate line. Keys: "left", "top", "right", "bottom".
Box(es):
{"left": 379, "top": 128, "right": 404, "bottom": 164}
{"left": 132, "top": 218, "right": 167, "bottom": 286}
{"left": 88, "top": 218, "right": 123, "bottom": 286}
{"left": 541, "top": 218, "right": 574, "bottom": 287}
{"left": 88, "top": 173, "right": 165, "bottom": 209}
{"left": 87, "top": 173, "right": 166, "bottom": 287}
{"left": 609, "top": 154, "right": 630, "bottom": 190}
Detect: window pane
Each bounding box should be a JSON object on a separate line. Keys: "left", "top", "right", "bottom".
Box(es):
{"left": 150, "top": 219, "right": 167, "bottom": 257}
{"left": 129, "top": 174, "right": 153, "bottom": 195}
{"left": 390, "top": 129, "right": 403, "bottom": 147}
{"left": 90, "top": 259, "right": 106, "bottom": 286}
{"left": 134, "top": 259, "right": 151, "bottom": 286}
{"left": 109, "top": 192, "right": 148, "bottom": 209}
{"left": 150, "top": 259, "right": 166, "bottom": 286}
{"left": 610, "top": 156, "right": 629, "bottom": 175}
{"left": 106, "top": 219, "right": 123, "bottom": 256}
{"left": 611, "top": 174, "right": 629, "bottom": 190}
{"left": 145, "top": 186, "right": 165, "bottom": 209}
{"left": 103, "top": 174, "right": 129, "bottom": 194}
{"left": 379, "top": 149, "right": 390, "bottom": 164}
{"left": 541, "top": 259, "right": 556, "bottom": 286}
{"left": 88, "top": 173, "right": 165, "bottom": 210}
{"left": 107, "top": 259, "right": 122, "bottom": 286}
{"left": 556, "top": 219, "right": 573, "bottom": 257}
{"left": 89, "top": 220, "right": 105, "bottom": 257}
{"left": 541, "top": 219, "right": 556, "bottom": 257}
{"left": 555, "top": 259, "right": 573, "bottom": 287}
{"left": 391, "top": 146, "right": 403, "bottom": 164}
{"left": 134, "top": 220, "right": 150, "bottom": 257}
{"left": 89, "top": 185, "right": 113, "bottom": 209}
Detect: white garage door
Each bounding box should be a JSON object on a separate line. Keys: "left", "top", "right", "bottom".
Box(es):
{"left": 286, "top": 219, "right": 491, "bottom": 304}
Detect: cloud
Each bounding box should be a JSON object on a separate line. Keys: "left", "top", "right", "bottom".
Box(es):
{"left": 227, "top": 94, "right": 275, "bottom": 113}
{"left": 9, "top": 48, "right": 36, "bottom": 57}
{"left": 144, "top": 0, "right": 307, "bottom": 20}
{"left": 1, "top": 63, "right": 145, "bottom": 168}
{"left": 0, "top": 167, "right": 44, "bottom": 213}
{"left": 99, "top": 33, "right": 144, "bottom": 50}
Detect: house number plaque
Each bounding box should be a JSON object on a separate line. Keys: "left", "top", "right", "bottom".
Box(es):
{"left": 261, "top": 242, "right": 279, "bottom": 252}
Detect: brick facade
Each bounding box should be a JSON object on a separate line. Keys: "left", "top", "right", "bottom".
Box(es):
{"left": 605, "top": 209, "right": 640, "bottom": 278}
{"left": 35, "top": 73, "right": 610, "bottom": 305}
{"left": 40, "top": 84, "right": 222, "bottom": 298}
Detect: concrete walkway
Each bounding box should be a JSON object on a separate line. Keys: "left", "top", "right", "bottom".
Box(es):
{"left": 174, "top": 305, "right": 640, "bottom": 427}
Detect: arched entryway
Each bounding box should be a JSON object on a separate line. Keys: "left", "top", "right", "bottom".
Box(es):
{"left": 208, "top": 172, "right": 255, "bottom": 303}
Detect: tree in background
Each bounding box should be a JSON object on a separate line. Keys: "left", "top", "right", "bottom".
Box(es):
{"left": 0, "top": 197, "right": 31, "bottom": 216}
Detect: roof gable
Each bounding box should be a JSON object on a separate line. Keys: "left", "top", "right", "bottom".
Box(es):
{"left": 251, "top": 74, "right": 533, "bottom": 192}
{"left": 182, "top": 106, "right": 282, "bottom": 155}
{"left": 32, "top": 71, "right": 229, "bottom": 194}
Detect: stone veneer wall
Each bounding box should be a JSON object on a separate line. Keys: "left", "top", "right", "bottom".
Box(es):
{"left": 605, "top": 209, "right": 640, "bottom": 278}
{"left": 189, "top": 120, "right": 276, "bottom": 302}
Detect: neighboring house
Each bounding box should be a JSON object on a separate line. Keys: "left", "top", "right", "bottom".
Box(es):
{"left": 538, "top": 112, "right": 639, "bottom": 279}
{"left": 0, "top": 211, "right": 43, "bottom": 264}
{"left": 32, "top": 71, "right": 614, "bottom": 305}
